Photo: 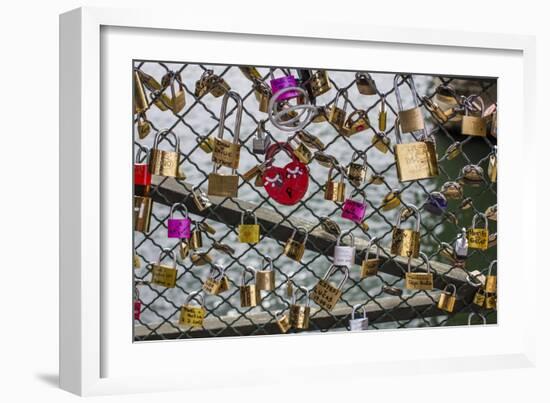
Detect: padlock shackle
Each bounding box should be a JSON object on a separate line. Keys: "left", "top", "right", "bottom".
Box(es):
{"left": 407, "top": 252, "right": 430, "bottom": 274}
{"left": 333, "top": 88, "right": 349, "bottom": 111}
{"left": 291, "top": 285, "right": 310, "bottom": 307}
{"left": 157, "top": 248, "right": 176, "bottom": 269}
{"left": 327, "top": 164, "right": 347, "bottom": 184}
{"left": 464, "top": 94, "right": 485, "bottom": 116}
{"left": 265, "top": 142, "right": 296, "bottom": 162}
{"left": 241, "top": 209, "right": 258, "bottom": 225}
{"left": 351, "top": 303, "right": 367, "bottom": 320}
{"left": 323, "top": 265, "right": 350, "bottom": 290}
{"left": 393, "top": 74, "right": 421, "bottom": 111}
{"left": 395, "top": 205, "right": 421, "bottom": 232}
{"left": 262, "top": 255, "right": 273, "bottom": 272}
{"left": 268, "top": 86, "right": 315, "bottom": 132}
{"left": 269, "top": 67, "right": 293, "bottom": 80}
{"left": 241, "top": 266, "right": 256, "bottom": 286}
{"left": 364, "top": 236, "right": 380, "bottom": 260}
{"left": 217, "top": 91, "right": 243, "bottom": 145}
{"left": 135, "top": 144, "right": 149, "bottom": 164}
{"left": 256, "top": 120, "right": 268, "bottom": 140}
{"left": 467, "top": 312, "right": 487, "bottom": 326}
{"left": 184, "top": 289, "right": 205, "bottom": 308}
{"left": 466, "top": 271, "right": 485, "bottom": 288}
{"left": 488, "top": 260, "right": 497, "bottom": 276}
{"left": 472, "top": 212, "right": 489, "bottom": 230}
{"left": 336, "top": 232, "right": 355, "bottom": 247}
{"left": 443, "top": 283, "right": 457, "bottom": 296}
{"left": 209, "top": 264, "right": 224, "bottom": 281}
{"left": 290, "top": 226, "right": 309, "bottom": 245}
{"left": 394, "top": 116, "right": 403, "bottom": 145}
{"left": 153, "top": 129, "right": 180, "bottom": 152}
{"left": 169, "top": 202, "right": 189, "bottom": 219}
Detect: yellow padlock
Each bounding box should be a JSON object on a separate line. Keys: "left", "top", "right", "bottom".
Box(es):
{"left": 467, "top": 212, "right": 489, "bottom": 250}
{"left": 238, "top": 209, "right": 260, "bottom": 243}
{"left": 179, "top": 290, "right": 205, "bottom": 327}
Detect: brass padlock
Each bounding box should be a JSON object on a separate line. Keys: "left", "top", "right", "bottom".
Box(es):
{"left": 461, "top": 95, "right": 487, "bottom": 136}
{"left": 151, "top": 248, "right": 178, "bottom": 288}
{"left": 192, "top": 186, "right": 212, "bottom": 212}
{"left": 488, "top": 145, "right": 497, "bottom": 183}
{"left": 240, "top": 266, "right": 261, "bottom": 307}
{"left": 179, "top": 290, "right": 205, "bottom": 327}
{"left": 378, "top": 96, "right": 387, "bottom": 132}
{"left": 440, "top": 181, "right": 463, "bottom": 200}
{"left": 485, "top": 293, "right": 497, "bottom": 310}
{"left": 283, "top": 227, "right": 308, "bottom": 262}
{"left": 276, "top": 310, "right": 291, "bottom": 333}
{"left": 149, "top": 129, "right": 181, "bottom": 177}
{"left": 423, "top": 96, "right": 449, "bottom": 124}
{"left": 473, "top": 288, "right": 486, "bottom": 307}
{"left": 238, "top": 66, "right": 262, "bottom": 81}
{"left": 468, "top": 213, "right": 489, "bottom": 250}
{"left": 136, "top": 112, "right": 151, "bottom": 139}
{"left": 179, "top": 240, "right": 190, "bottom": 261}
{"left": 360, "top": 237, "right": 381, "bottom": 278}
{"left": 208, "top": 163, "right": 239, "bottom": 197}
{"left": 349, "top": 304, "right": 369, "bottom": 331}
{"left": 355, "top": 72, "right": 377, "bottom": 95}
{"left": 459, "top": 164, "right": 485, "bottom": 187}
{"left": 238, "top": 210, "right": 260, "bottom": 244}
{"left": 328, "top": 89, "right": 349, "bottom": 130}
{"left": 253, "top": 79, "right": 272, "bottom": 113}
{"left": 195, "top": 69, "right": 230, "bottom": 98}
{"left": 381, "top": 189, "right": 401, "bottom": 211}
{"left": 444, "top": 141, "right": 462, "bottom": 160}
{"left": 133, "top": 252, "right": 141, "bottom": 269}
{"left": 324, "top": 165, "right": 347, "bottom": 202}
{"left": 485, "top": 204, "right": 497, "bottom": 222}
{"left": 133, "top": 69, "right": 148, "bottom": 114}
{"left": 202, "top": 264, "right": 223, "bottom": 295}
{"left": 297, "top": 130, "right": 325, "bottom": 150}
{"left": 212, "top": 91, "right": 242, "bottom": 169}
{"left": 190, "top": 251, "right": 213, "bottom": 266}
{"left": 308, "top": 70, "right": 331, "bottom": 97}
{"left": 289, "top": 286, "right": 311, "bottom": 329}
{"left": 468, "top": 312, "right": 487, "bottom": 326}
{"left": 290, "top": 138, "right": 313, "bottom": 164}
{"left": 346, "top": 151, "right": 368, "bottom": 186}
{"left": 391, "top": 205, "right": 421, "bottom": 258}
{"left": 190, "top": 222, "right": 203, "bottom": 250}
{"left": 393, "top": 117, "right": 439, "bottom": 182}
{"left": 256, "top": 255, "right": 275, "bottom": 291}
{"left": 371, "top": 131, "right": 391, "bottom": 154}
{"left": 343, "top": 109, "right": 370, "bottom": 136}
{"left": 311, "top": 105, "right": 329, "bottom": 123}
{"left": 133, "top": 195, "right": 153, "bottom": 233}
{"left": 437, "top": 284, "right": 457, "bottom": 313}
{"left": 405, "top": 253, "right": 434, "bottom": 291}
{"left": 161, "top": 71, "right": 186, "bottom": 113}
{"left": 313, "top": 151, "right": 337, "bottom": 168}
{"left": 197, "top": 135, "right": 215, "bottom": 154}
{"left": 394, "top": 75, "right": 425, "bottom": 133}
{"left": 311, "top": 265, "right": 349, "bottom": 311}
{"left": 485, "top": 260, "right": 497, "bottom": 293}
{"left": 136, "top": 70, "right": 172, "bottom": 112}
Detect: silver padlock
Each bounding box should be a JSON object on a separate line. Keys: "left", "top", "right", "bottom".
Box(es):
{"left": 454, "top": 227, "right": 468, "bottom": 261}
{"left": 333, "top": 233, "right": 356, "bottom": 267}
{"left": 349, "top": 304, "right": 369, "bottom": 331}
{"left": 252, "top": 120, "right": 271, "bottom": 154}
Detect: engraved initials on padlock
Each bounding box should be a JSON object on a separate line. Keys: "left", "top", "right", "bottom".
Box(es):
{"left": 151, "top": 249, "right": 178, "bottom": 288}
{"left": 405, "top": 253, "right": 434, "bottom": 290}
{"left": 239, "top": 266, "right": 261, "bottom": 307}
{"left": 311, "top": 266, "right": 349, "bottom": 311}
{"left": 360, "top": 237, "right": 381, "bottom": 278}
{"left": 333, "top": 233, "right": 356, "bottom": 267}
{"left": 391, "top": 205, "right": 421, "bottom": 258}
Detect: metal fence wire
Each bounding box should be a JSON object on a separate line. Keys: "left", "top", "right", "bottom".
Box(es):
{"left": 132, "top": 61, "right": 497, "bottom": 341}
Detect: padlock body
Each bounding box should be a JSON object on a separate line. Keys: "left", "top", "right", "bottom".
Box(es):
{"left": 394, "top": 142, "right": 439, "bottom": 182}
{"left": 212, "top": 138, "right": 241, "bottom": 169}
{"left": 198, "top": 136, "right": 215, "bottom": 153}
{"left": 190, "top": 230, "right": 203, "bottom": 250}
{"left": 208, "top": 173, "right": 239, "bottom": 197}
{"left": 344, "top": 113, "right": 369, "bottom": 136}
{"left": 149, "top": 149, "right": 180, "bottom": 177}
{"left": 467, "top": 228, "right": 489, "bottom": 250}
{"left": 328, "top": 106, "right": 346, "bottom": 128}
{"left": 256, "top": 270, "right": 275, "bottom": 291}
{"left": 324, "top": 181, "right": 346, "bottom": 202}
{"left": 437, "top": 293, "right": 456, "bottom": 312}
{"left": 253, "top": 136, "right": 271, "bottom": 154}
{"left": 485, "top": 275, "right": 497, "bottom": 293}
{"left": 289, "top": 305, "right": 310, "bottom": 329}
{"left": 405, "top": 272, "right": 434, "bottom": 290}
{"left": 372, "top": 133, "right": 391, "bottom": 154}
{"left": 361, "top": 258, "right": 380, "bottom": 278}
{"left": 133, "top": 196, "right": 153, "bottom": 233}
{"left": 276, "top": 314, "right": 292, "bottom": 333}
{"left": 488, "top": 155, "right": 497, "bottom": 183}
{"left": 239, "top": 284, "right": 261, "bottom": 307}
{"left": 133, "top": 300, "right": 142, "bottom": 320}
{"left": 333, "top": 245, "right": 356, "bottom": 267}
{"left": 238, "top": 224, "right": 260, "bottom": 243}
{"left": 346, "top": 162, "right": 367, "bottom": 185}
{"left": 167, "top": 218, "right": 191, "bottom": 239}
{"left": 293, "top": 143, "right": 312, "bottom": 164}
{"left": 311, "top": 279, "right": 342, "bottom": 311}
{"left": 484, "top": 294, "right": 497, "bottom": 309}
{"left": 462, "top": 115, "right": 487, "bottom": 136}
{"left": 193, "top": 192, "right": 211, "bottom": 212}
{"left": 270, "top": 76, "right": 300, "bottom": 101}
{"left": 473, "top": 289, "right": 486, "bottom": 306}
{"left": 171, "top": 91, "right": 186, "bottom": 113}
{"left": 341, "top": 199, "right": 367, "bottom": 223}
{"left": 349, "top": 318, "right": 369, "bottom": 331}
{"left": 398, "top": 107, "right": 425, "bottom": 133}
{"left": 151, "top": 264, "right": 178, "bottom": 288}
{"left": 179, "top": 305, "right": 205, "bottom": 326}
{"left": 210, "top": 79, "right": 230, "bottom": 98}
{"left": 391, "top": 228, "right": 420, "bottom": 258}
{"left": 284, "top": 239, "right": 305, "bottom": 261}
{"left": 179, "top": 241, "right": 190, "bottom": 260}
{"left": 203, "top": 277, "right": 222, "bottom": 295}
{"left": 133, "top": 70, "right": 148, "bottom": 113}
{"left": 309, "top": 71, "right": 331, "bottom": 97}
{"left": 134, "top": 163, "right": 152, "bottom": 187}
{"left": 356, "top": 76, "right": 377, "bottom": 95}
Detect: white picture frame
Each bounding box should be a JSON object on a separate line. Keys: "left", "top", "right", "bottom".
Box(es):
{"left": 60, "top": 7, "right": 537, "bottom": 396}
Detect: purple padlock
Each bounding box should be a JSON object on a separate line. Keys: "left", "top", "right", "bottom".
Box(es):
{"left": 269, "top": 69, "right": 301, "bottom": 101}
{"left": 167, "top": 202, "right": 191, "bottom": 239}
{"left": 342, "top": 193, "right": 367, "bottom": 223}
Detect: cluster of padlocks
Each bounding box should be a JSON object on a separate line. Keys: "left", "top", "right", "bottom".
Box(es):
{"left": 133, "top": 66, "right": 497, "bottom": 332}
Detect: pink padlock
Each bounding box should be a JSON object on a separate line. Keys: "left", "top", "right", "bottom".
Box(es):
{"left": 167, "top": 202, "right": 191, "bottom": 239}
{"left": 269, "top": 68, "right": 300, "bottom": 101}
{"left": 134, "top": 288, "right": 141, "bottom": 320}
{"left": 342, "top": 191, "right": 367, "bottom": 223}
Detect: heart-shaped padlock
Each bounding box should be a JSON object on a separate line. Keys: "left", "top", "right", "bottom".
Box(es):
{"left": 261, "top": 142, "right": 309, "bottom": 205}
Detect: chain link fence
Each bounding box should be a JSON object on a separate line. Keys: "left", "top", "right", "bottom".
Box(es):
{"left": 132, "top": 61, "right": 497, "bottom": 341}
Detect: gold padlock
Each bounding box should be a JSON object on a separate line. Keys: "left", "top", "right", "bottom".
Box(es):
{"left": 197, "top": 135, "right": 215, "bottom": 154}
{"left": 202, "top": 264, "right": 227, "bottom": 295}
{"left": 133, "top": 195, "right": 153, "bottom": 233}
{"left": 346, "top": 151, "right": 368, "bottom": 186}
{"left": 423, "top": 96, "right": 449, "bottom": 124}
{"left": 192, "top": 186, "right": 212, "bottom": 212}
{"left": 473, "top": 288, "right": 486, "bottom": 307}
{"left": 238, "top": 66, "right": 262, "bottom": 81}
{"left": 311, "top": 265, "right": 349, "bottom": 311}
{"left": 190, "top": 222, "right": 203, "bottom": 250}
{"left": 437, "top": 284, "right": 457, "bottom": 313}
{"left": 297, "top": 130, "right": 324, "bottom": 150}
{"left": 393, "top": 117, "right": 439, "bottom": 182}
{"left": 179, "top": 290, "right": 205, "bottom": 327}
{"left": 283, "top": 227, "right": 308, "bottom": 262}
{"left": 485, "top": 293, "right": 497, "bottom": 309}
{"left": 208, "top": 164, "right": 239, "bottom": 198}
{"left": 240, "top": 266, "right": 261, "bottom": 307}
{"left": 391, "top": 205, "right": 421, "bottom": 258}
{"left": 468, "top": 312, "right": 487, "bottom": 326}
{"left": 195, "top": 69, "right": 230, "bottom": 98}
{"left": 394, "top": 75, "right": 425, "bottom": 133}
{"left": 212, "top": 92, "right": 242, "bottom": 169}
{"left": 179, "top": 240, "right": 189, "bottom": 260}
{"left": 468, "top": 213, "right": 489, "bottom": 250}
{"left": 381, "top": 190, "right": 401, "bottom": 211}
{"left": 161, "top": 71, "right": 186, "bottom": 113}
{"left": 324, "top": 165, "right": 346, "bottom": 202}
{"left": 378, "top": 96, "right": 387, "bottom": 132}
{"left": 440, "top": 181, "right": 463, "bottom": 200}
{"left": 343, "top": 109, "right": 370, "bottom": 136}
{"left": 444, "top": 141, "right": 462, "bottom": 160}
{"left": 462, "top": 95, "right": 487, "bottom": 136}
{"left": 253, "top": 79, "right": 272, "bottom": 113}
{"left": 151, "top": 248, "right": 178, "bottom": 288}
{"left": 308, "top": 70, "right": 331, "bottom": 97}
{"left": 360, "top": 237, "right": 381, "bottom": 279}
{"left": 311, "top": 105, "right": 329, "bottom": 123}
{"left": 276, "top": 310, "right": 291, "bottom": 333}
{"left": 190, "top": 251, "right": 213, "bottom": 266}
{"left": 136, "top": 113, "right": 151, "bottom": 139}
{"left": 133, "top": 69, "right": 148, "bottom": 114}
{"left": 289, "top": 286, "right": 311, "bottom": 329}
{"left": 355, "top": 72, "right": 377, "bottom": 95}
{"left": 290, "top": 139, "right": 313, "bottom": 165}
{"left": 238, "top": 210, "right": 260, "bottom": 244}
{"left": 371, "top": 131, "right": 391, "bottom": 154}
{"left": 459, "top": 164, "right": 485, "bottom": 187}
{"left": 405, "top": 253, "right": 434, "bottom": 291}
{"left": 328, "top": 89, "right": 349, "bottom": 130}
{"left": 488, "top": 146, "right": 497, "bottom": 183}
{"left": 485, "top": 260, "right": 497, "bottom": 293}
{"left": 256, "top": 255, "right": 275, "bottom": 291}
{"left": 149, "top": 129, "right": 181, "bottom": 177}
{"left": 137, "top": 70, "right": 172, "bottom": 112}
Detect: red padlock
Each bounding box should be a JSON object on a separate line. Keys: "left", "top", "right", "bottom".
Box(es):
{"left": 261, "top": 142, "right": 309, "bottom": 205}
{"left": 134, "top": 146, "right": 152, "bottom": 196}
{"left": 133, "top": 287, "right": 142, "bottom": 320}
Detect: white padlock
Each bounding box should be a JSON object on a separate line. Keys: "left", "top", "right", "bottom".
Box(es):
{"left": 349, "top": 304, "right": 369, "bottom": 331}
{"left": 333, "top": 233, "right": 356, "bottom": 267}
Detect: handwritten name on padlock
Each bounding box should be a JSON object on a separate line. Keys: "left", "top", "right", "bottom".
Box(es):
{"left": 180, "top": 306, "right": 205, "bottom": 326}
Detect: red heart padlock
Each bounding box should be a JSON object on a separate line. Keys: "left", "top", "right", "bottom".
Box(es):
{"left": 262, "top": 142, "right": 309, "bottom": 205}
